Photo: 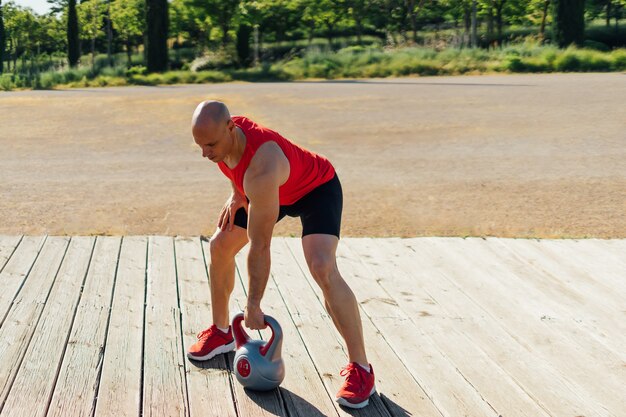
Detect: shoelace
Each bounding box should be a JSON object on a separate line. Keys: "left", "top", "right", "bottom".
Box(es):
{"left": 339, "top": 364, "right": 364, "bottom": 393}
{"left": 196, "top": 326, "right": 216, "bottom": 340}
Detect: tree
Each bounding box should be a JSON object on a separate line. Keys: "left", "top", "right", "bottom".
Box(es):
{"left": 205, "top": 0, "right": 240, "bottom": 47}
{"left": 110, "top": 0, "right": 143, "bottom": 67}
{"left": 78, "top": 0, "right": 105, "bottom": 71}
{"left": 67, "top": 0, "right": 79, "bottom": 67}
{"left": 170, "top": 0, "right": 212, "bottom": 52}
{"left": 0, "top": 0, "right": 5, "bottom": 74}
{"left": 405, "top": 0, "right": 427, "bottom": 43}
{"left": 3, "top": 3, "right": 39, "bottom": 71}
{"left": 146, "top": 0, "right": 169, "bottom": 72}
{"left": 552, "top": 0, "right": 585, "bottom": 47}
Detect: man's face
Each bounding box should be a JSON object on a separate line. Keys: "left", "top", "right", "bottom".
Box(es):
{"left": 193, "top": 118, "right": 234, "bottom": 163}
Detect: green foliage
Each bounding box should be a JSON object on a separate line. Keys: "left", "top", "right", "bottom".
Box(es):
{"left": 2, "top": 0, "right": 626, "bottom": 90}
{"left": 110, "top": 0, "right": 144, "bottom": 43}
{"left": 0, "top": 73, "right": 12, "bottom": 90}
{"left": 0, "top": 1, "right": 5, "bottom": 74}
{"left": 279, "top": 43, "right": 626, "bottom": 79}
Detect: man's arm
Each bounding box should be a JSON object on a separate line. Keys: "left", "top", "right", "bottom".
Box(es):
{"left": 243, "top": 142, "right": 289, "bottom": 329}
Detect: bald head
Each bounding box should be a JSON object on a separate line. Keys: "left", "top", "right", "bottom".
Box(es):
{"left": 191, "top": 100, "right": 238, "bottom": 163}
{"left": 192, "top": 100, "right": 231, "bottom": 130}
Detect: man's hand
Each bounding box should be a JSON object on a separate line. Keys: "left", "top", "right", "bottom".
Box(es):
{"left": 218, "top": 191, "right": 248, "bottom": 231}
{"left": 244, "top": 302, "right": 267, "bottom": 330}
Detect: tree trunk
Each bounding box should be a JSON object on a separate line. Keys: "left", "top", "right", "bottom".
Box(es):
{"left": 221, "top": 24, "right": 229, "bottom": 48}
{"left": 91, "top": 37, "right": 95, "bottom": 72}
{"left": 406, "top": 0, "right": 417, "bottom": 43}
{"left": 308, "top": 21, "right": 314, "bottom": 46}
{"left": 236, "top": 24, "right": 252, "bottom": 68}
{"left": 471, "top": 0, "right": 477, "bottom": 47}
{"left": 253, "top": 25, "right": 259, "bottom": 66}
{"left": 487, "top": 6, "right": 494, "bottom": 39}
{"left": 106, "top": 0, "right": 113, "bottom": 67}
{"left": 540, "top": 0, "right": 550, "bottom": 39}
{"left": 355, "top": 16, "right": 363, "bottom": 45}
{"left": 0, "top": 0, "right": 5, "bottom": 75}
{"left": 496, "top": 2, "right": 505, "bottom": 41}
{"left": 68, "top": 0, "right": 80, "bottom": 67}
{"left": 552, "top": 0, "right": 585, "bottom": 47}
{"left": 126, "top": 41, "right": 132, "bottom": 67}
{"left": 146, "top": 0, "right": 169, "bottom": 73}
{"left": 463, "top": 6, "right": 471, "bottom": 47}
{"left": 326, "top": 22, "right": 334, "bottom": 47}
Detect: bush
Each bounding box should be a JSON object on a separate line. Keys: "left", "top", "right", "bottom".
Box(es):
{"left": 125, "top": 66, "right": 147, "bottom": 77}
{"left": 611, "top": 49, "right": 626, "bottom": 70}
{"left": 554, "top": 51, "right": 582, "bottom": 71}
{"left": 583, "top": 40, "right": 610, "bottom": 51}
{"left": 0, "top": 74, "right": 14, "bottom": 91}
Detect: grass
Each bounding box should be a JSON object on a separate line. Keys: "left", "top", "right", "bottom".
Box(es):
{"left": 278, "top": 43, "right": 626, "bottom": 79}
{"left": 1, "top": 42, "right": 625, "bottom": 91}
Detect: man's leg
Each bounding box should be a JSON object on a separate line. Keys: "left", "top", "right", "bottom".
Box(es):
{"left": 301, "top": 234, "right": 368, "bottom": 366}
{"left": 208, "top": 226, "right": 249, "bottom": 328}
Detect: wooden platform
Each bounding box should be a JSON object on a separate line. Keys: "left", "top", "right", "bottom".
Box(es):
{"left": 0, "top": 236, "right": 624, "bottom": 417}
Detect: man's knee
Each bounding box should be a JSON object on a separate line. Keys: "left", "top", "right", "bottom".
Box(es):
{"left": 308, "top": 255, "right": 336, "bottom": 291}
{"left": 209, "top": 231, "right": 240, "bottom": 261}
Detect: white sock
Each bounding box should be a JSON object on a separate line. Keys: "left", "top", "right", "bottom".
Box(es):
{"left": 357, "top": 363, "right": 371, "bottom": 373}
{"left": 217, "top": 326, "right": 230, "bottom": 334}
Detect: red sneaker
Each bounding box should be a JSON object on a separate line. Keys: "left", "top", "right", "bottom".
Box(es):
{"left": 336, "top": 362, "right": 376, "bottom": 408}
{"left": 187, "top": 325, "right": 235, "bottom": 361}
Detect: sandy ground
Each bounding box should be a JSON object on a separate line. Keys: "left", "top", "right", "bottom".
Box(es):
{"left": 1, "top": 73, "right": 625, "bottom": 238}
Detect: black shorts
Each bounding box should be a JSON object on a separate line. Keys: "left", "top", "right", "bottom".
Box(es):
{"left": 233, "top": 174, "right": 343, "bottom": 238}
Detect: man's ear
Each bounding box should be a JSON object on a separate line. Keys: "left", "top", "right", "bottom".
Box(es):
{"left": 227, "top": 119, "right": 235, "bottom": 132}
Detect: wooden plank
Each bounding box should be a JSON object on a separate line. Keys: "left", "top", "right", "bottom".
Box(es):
{"left": 344, "top": 238, "right": 550, "bottom": 417}
{"left": 597, "top": 239, "right": 626, "bottom": 270}
{"left": 314, "top": 238, "right": 498, "bottom": 417}
{"left": 491, "top": 238, "right": 626, "bottom": 357}
{"left": 448, "top": 237, "right": 626, "bottom": 410}
{"left": 0, "top": 236, "right": 46, "bottom": 325}
{"left": 47, "top": 237, "right": 122, "bottom": 417}
{"left": 282, "top": 238, "right": 443, "bottom": 417}
{"left": 0, "top": 236, "right": 22, "bottom": 273}
{"left": 143, "top": 236, "right": 188, "bottom": 417}
{"left": 94, "top": 236, "right": 147, "bottom": 417}
{"left": 174, "top": 236, "right": 237, "bottom": 417}
{"left": 0, "top": 237, "right": 69, "bottom": 409}
{"left": 1, "top": 236, "right": 95, "bottom": 417}
{"left": 206, "top": 239, "right": 287, "bottom": 417}
{"left": 379, "top": 237, "right": 606, "bottom": 417}
{"left": 235, "top": 242, "right": 341, "bottom": 417}
{"left": 266, "top": 239, "right": 391, "bottom": 417}
{"left": 535, "top": 239, "right": 626, "bottom": 303}
{"left": 511, "top": 239, "right": 624, "bottom": 311}
{"left": 406, "top": 237, "right": 619, "bottom": 416}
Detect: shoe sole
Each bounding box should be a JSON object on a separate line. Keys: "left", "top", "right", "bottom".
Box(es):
{"left": 336, "top": 386, "right": 376, "bottom": 409}
{"left": 187, "top": 340, "right": 235, "bottom": 361}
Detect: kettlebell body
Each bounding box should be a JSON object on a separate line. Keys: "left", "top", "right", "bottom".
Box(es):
{"left": 232, "top": 312, "right": 285, "bottom": 391}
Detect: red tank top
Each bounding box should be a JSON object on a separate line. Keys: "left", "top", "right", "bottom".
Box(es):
{"left": 218, "top": 116, "right": 336, "bottom": 206}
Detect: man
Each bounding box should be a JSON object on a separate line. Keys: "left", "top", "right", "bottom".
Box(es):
{"left": 187, "top": 101, "right": 375, "bottom": 409}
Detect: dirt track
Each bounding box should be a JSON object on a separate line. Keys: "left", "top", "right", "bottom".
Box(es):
{"left": 1, "top": 73, "right": 625, "bottom": 238}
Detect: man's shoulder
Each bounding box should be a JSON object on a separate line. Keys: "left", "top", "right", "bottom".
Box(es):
{"left": 250, "top": 142, "right": 287, "bottom": 168}
{"left": 246, "top": 141, "right": 289, "bottom": 183}
{"left": 232, "top": 115, "right": 254, "bottom": 128}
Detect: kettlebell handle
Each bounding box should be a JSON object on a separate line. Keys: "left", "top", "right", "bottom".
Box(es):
{"left": 231, "top": 312, "right": 283, "bottom": 361}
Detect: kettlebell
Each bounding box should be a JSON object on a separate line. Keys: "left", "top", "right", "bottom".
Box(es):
{"left": 231, "top": 311, "right": 285, "bottom": 391}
